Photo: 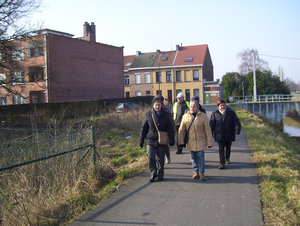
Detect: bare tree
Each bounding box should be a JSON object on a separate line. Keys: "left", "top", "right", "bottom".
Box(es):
{"left": 236, "top": 48, "right": 269, "bottom": 75}
{"left": 285, "top": 77, "right": 299, "bottom": 92}
{"left": 0, "top": 0, "right": 42, "bottom": 98}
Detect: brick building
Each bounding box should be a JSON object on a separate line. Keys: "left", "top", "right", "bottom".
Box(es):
{"left": 0, "top": 22, "right": 124, "bottom": 105}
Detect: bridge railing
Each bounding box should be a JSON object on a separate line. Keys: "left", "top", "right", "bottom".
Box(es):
{"left": 229, "top": 94, "right": 300, "bottom": 103}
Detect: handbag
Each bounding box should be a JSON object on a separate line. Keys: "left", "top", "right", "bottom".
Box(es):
{"left": 184, "top": 116, "right": 196, "bottom": 146}
{"left": 152, "top": 114, "right": 169, "bottom": 145}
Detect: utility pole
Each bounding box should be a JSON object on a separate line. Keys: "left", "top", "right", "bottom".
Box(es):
{"left": 242, "top": 81, "right": 245, "bottom": 102}
{"left": 158, "top": 52, "right": 165, "bottom": 95}
{"left": 252, "top": 50, "right": 257, "bottom": 102}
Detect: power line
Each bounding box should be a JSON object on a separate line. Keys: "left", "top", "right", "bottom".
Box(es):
{"left": 258, "top": 54, "right": 300, "bottom": 60}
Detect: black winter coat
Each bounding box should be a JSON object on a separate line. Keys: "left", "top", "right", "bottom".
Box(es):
{"left": 139, "top": 107, "right": 175, "bottom": 148}
{"left": 209, "top": 106, "right": 241, "bottom": 143}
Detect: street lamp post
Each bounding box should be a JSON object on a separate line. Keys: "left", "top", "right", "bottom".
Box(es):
{"left": 252, "top": 50, "right": 257, "bottom": 102}
{"left": 158, "top": 52, "right": 165, "bottom": 95}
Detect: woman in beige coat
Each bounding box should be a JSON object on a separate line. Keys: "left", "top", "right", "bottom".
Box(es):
{"left": 178, "top": 100, "right": 213, "bottom": 181}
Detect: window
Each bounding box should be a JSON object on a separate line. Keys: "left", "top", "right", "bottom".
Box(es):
{"left": 166, "top": 71, "right": 171, "bottom": 82}
{"left": 162, "top": 57, "right": 168, "bottom": 61}
{"left": 12, "top": 72, "right": 25, "bottom": 85}
{"left": 145, "top": 72, "right": 150, "bottom": 83}
{"left": 194, "top": 89, "right": 199, "bottom": 97}
{"left": 135, "top": 73, "right": 140, "bottom": 84}
{"left": 30, "top": 91, "right": 45, "bottom": 103}
{"left": 125, "top": 91, "right": 130, "bottom": 97}
{"left": 146, "top": 91, "right": 151, "bottom": 96}
{"left": 135, "top": 91, "right": 141, "bottom": 96}
{"left": 185, "top": 89, "right": 190, "bottom": 101}
{"left": 29, "top": 67, "right": 44, "bottom": 82}
{"left": 167, "top": 90, "right": 172, "bottom": 103}
{"left": 125, "top": 76, "right": 129, "bottom": 86}
{"left": 0, "top": 74, "right": 6, "bottom": 85}
{"left": 11, "top": 47, "right": 24, "bottom": 61}
{"left": 156, "top": 90, "right": 162, "bottom": 95}
{"left": 0, "top": 97, "right": 6, "bottom": 105}
{"left": 193, "top": 70, "right": 199, "bottom": 81}
{"left": 204, "top": 87, "right": 210, "bottom": 91}
{"left": 125, "top": 62, "right": 131, "bottom": 67}
{"left": 176, "top": 71, "right": 181, "bottom": 81}
{"left": 156, "top": 72, "right": 161, "bottom": 83}
{"left": 13, "top": 95, "right": 26, "bottom": 104}
{"left": 28, "top": 40, "right": 44, "bottom": 57}
{"left": 185, "top": 57, "right": 193, "bottom": 62}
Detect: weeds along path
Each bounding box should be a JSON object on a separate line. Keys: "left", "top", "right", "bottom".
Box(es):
{"left": 0, "top": 108, "right": 149, "bottom": 226}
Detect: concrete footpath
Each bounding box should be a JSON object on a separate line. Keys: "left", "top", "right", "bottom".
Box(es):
{"left": 70, "top": 105, "right": 263, "bottom": 226}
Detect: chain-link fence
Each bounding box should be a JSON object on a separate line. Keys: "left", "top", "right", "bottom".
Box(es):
{"left": 0, "top": 126, "right": 116, "bottom": 225}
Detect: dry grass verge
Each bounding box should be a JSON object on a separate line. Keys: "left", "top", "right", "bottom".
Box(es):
{"left": 232, "top": 106, "right": 300, "bottom": 225}
{"left": 0, "top": 108, "right": 149, "bottom": 226}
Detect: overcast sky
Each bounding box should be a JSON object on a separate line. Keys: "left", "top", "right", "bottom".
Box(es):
{"left": 32, "top": 0, "right": 300, "bottom": 83}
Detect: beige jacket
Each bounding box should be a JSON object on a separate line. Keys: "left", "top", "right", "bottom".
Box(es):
{"left": 178, "top": 111, "right": 213, "bottom": 151}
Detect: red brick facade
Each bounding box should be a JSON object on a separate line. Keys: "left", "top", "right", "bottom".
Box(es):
{"left": 0, "top": 22, "right": 124, "bottom": 105}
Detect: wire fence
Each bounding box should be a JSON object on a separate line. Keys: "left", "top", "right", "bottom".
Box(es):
{"left": 0, "top": 125, "right": 116, "bottom": 226}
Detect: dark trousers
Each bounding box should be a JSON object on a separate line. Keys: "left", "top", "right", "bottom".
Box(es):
{"left": 175, "top": 125, "right": 182, "bottom": 152}
{"left": 147, "top": 145, "right": 166, "bottom": 179}
{"left": 218, "top": 142, "right": 232, "bottom": 164}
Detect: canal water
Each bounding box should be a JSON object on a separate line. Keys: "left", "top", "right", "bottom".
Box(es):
{"left": 235, "top": 102, "right": 300, "bottom": 139}
{"left": 283, "top": 116, "right": 300, "bottom": 138}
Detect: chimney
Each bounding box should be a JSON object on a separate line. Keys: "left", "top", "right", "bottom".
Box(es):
{"left": 136, "top": 51, "right": 141, "bottom": 56}
{"left": 83, "top": 22, "right": 96, "bottom": 42}
{"left": 176, "top": 45, "right": 180, "bottom": 51}
{"left": 156, "top": 49, "right": 161, "bottom": 53}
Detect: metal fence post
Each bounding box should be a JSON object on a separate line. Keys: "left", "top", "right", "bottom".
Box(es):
{"left": 91, "top": 126, "right": 96, "bottom": 168}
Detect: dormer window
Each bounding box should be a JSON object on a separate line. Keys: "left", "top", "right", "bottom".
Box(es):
{"left": 162, "top": 57, "right": 168, "bottom": 61}
{"left": 125, "top": 62, "right": 132, "bottom": 67}
{"left": 185, "top": 57, "right": 193, "bottom": 62}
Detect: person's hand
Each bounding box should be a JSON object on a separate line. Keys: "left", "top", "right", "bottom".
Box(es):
{"left": 169, "top": 141, "right": 175, "bottom": 146}
{"left": 139, "top": 143, "right": 143, "bottom": 148}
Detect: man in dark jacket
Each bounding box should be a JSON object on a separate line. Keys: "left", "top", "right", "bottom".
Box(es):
{"left": 139, "top": 96, "right": 175, "bottom": 182}
{"left": 209, "top": 99, "right": 241, "bottom": 169}
{"left": 172, "top": 92, "right": 189, "bottom": 154}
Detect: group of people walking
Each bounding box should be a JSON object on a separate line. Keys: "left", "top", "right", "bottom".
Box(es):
{"left": 139, "top": 93, "right": 241, "bottom": 182}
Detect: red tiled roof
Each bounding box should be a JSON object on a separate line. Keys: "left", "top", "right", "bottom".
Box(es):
{"left": 173, "top": 44, "right": 208, "bottom": 66}
{"left": 124, "top": 55, "right": 136, "bottom": 70}
{"left": 152, "top": 51, "right": 177, "bottom": 67}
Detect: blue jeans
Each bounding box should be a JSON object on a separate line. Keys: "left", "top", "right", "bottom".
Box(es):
{"left": 190, "top": 151, "right": 205, "bottom": 174}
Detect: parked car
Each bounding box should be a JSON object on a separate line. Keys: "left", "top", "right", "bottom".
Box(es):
{"left": 115, "top": 102, "right": 140, "bottom": 112}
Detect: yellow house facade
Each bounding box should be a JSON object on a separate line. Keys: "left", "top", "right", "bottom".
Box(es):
{"left": 123, "top": 44, "right": 214, "bottom": 105}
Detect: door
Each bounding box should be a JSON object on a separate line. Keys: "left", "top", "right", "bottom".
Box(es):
{"left": 205, "top": 93, "right": 210, "bottom": 104}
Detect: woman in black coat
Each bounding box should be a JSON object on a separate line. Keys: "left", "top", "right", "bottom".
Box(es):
{"left": 209, "top": 99, "right": 241, "bottom": 169}
{"left": 139, "top": 96, "right": 175, "bottom": 182}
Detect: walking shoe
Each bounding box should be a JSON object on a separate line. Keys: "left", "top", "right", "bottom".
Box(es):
{"left": 200, "top": 173, "right": 206, "bottom": 181}
{"left": 175, "top": 150, "right": 182, "bottom": 154}
{"left": 166, "top": 157, "right": 171, "bottom": 164}
{"left": 225, "top": 159, "right": 230, "bottom": 164}
{"left": 149, "top": 174, "right": 157, "bottom": 182}
{"left": 192, "top": 173, "right": 200, "bottom": 179}
{"left": 218, "top": 164, "right": 225, "bottom": 169}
